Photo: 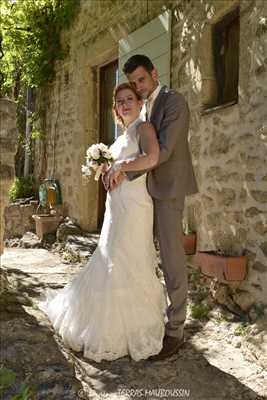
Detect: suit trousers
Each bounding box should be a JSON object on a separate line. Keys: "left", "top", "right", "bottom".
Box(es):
{"left": 153, "top": 198, "right": 187, "bottom": 339}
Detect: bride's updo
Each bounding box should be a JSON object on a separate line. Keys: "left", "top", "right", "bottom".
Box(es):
{"left": 112, "top": 83, "right": 143, "bottom": 128}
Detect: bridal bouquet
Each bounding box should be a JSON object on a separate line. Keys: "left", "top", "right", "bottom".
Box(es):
{"left": 82, "top": 143, "right": 113, "bottom": 181}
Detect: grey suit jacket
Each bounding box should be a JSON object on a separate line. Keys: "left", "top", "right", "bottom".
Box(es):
{"left": 127, "top": 86, "right": 198, "bottom": 206}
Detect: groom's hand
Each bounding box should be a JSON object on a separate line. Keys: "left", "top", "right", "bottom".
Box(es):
{"left": 109, "top": 171, "right": 126, "bottom": 191}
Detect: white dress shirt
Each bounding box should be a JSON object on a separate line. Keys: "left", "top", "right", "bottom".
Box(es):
{"left": 146, "top": 83, "right": 162, "bottom": 121}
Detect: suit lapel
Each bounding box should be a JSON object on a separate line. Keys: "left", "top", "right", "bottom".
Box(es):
{"left": 150, "top": 85, "right": 167, "bottom": 125}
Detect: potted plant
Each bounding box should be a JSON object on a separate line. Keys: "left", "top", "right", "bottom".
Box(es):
{"left": 197, "top": 239, "right": 247, "bottom": 282}
{"left": 183, "top": 221, "right": 197, "bottom": 255}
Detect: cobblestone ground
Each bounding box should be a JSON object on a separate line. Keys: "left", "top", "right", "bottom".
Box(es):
{"left": 1, "top": 246, "right": 266, "bottom": 400}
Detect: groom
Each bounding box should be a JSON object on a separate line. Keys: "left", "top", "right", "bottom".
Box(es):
{"left": 109, "top": 54, "right": 198, "bottom": 360}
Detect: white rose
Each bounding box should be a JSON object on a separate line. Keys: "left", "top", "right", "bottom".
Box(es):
{"left": 99, "top": 143, "right": 108, "bottom": 152}
{"left": 81, "top": 165, "right": 91, "bottom": 176}
{"left": 103, "top": 151, "right": 112, "bottom": 160}
{"left": 90, "top": 145, "right": 100, "bottom": 160}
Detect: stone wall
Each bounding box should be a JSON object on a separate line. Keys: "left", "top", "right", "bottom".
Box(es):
{"left": 4, "top": 201, "right": 38, "bottom": 239}
{"left": 0, "top": 98, "right": 18, "bottom": 254}
{"left": 0, "top": 98, "right": 18, "bottom": 290}
{"left": 172, "top": 0, "right": 267, "bottom": 305}
{"left": 34, "top": 0, "right": 267, "bottom": 305}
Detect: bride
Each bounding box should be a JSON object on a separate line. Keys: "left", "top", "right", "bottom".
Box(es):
{"left": 39, "top": 82, "right": 167, "bottom": 362}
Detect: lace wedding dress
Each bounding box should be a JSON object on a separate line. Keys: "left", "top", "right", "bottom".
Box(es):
{"left": 39, "top": 117, "right": 166, "bottom": 362}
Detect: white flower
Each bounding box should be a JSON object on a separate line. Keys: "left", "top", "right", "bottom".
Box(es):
{"left": 103, "top": 150, "right": 113, "bottom": 160}
{"left": 81, "top": 164, "right": 91, "bottom": 176}
{"left": 89, "top": 145, "right": 100, "bottom": 160}
{"left": 98, "top": 143, "right": 108, "bottom": 152}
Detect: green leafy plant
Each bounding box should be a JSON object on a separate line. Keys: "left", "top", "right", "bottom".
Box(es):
{"left": 30, "top": 111, "right": 46, "bottom": 141}
{"left": 214, "top": 234, "right": 246, "bottom": 257}
{"left": 0, "top": 366, "right": 16, "bottom": 391}
{"left": 234, "top": 324, "right": 251, "bottom": 337}
{"left": 190, "top": 302, "right": 210, "bottom": 320}
{"left": 11, "top": 384, "right": 33, "bottom": 400}
{"left": 9, "top": 176, "right": 35, "bottom": 202}
{"left": 0, "top": 366, "right": 34, "bottom": 400}
{"left": 0, "top": 0, "right": 80, "bottom": 95}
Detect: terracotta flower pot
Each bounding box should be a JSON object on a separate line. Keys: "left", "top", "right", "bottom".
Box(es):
{"left": 197, "top": 251, "right": 247, "bottom": 281}
{"left": 183, "top": 233, "right": 197, "bottom": 255}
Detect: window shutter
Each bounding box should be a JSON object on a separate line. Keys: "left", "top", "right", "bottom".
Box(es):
{"left": 118, "top": 10, "right": 172, "bottom": 86}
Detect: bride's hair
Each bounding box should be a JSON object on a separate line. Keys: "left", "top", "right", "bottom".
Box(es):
{"left": 112, "top": 83, "right": 142, "bottom": 128}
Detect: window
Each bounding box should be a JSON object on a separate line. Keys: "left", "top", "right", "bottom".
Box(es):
{"left": 201, "top": 6, "right": 240, "bottom": 112}
{"left": 213, "top": 6, "right": 240, "bottom": 106}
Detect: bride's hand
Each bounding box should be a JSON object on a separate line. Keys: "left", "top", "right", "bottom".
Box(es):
{"left": 106, "top": 161, "right": 125, "bottom": 190}
{"left": 108, "top": 168, "right": 121, "bottom": 188}
{"left": 102, "top": 172, "right": 109, "bottom": 191}
{"left": 102, "top": 162, "right": 112, "bottom": 191}
{"left": 109, "top": 171, "right": 126, "bottom": 191}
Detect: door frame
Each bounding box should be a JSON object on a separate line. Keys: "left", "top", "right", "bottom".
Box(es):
{"left": 96, "top": 57, "right": 118, "bottom": 229}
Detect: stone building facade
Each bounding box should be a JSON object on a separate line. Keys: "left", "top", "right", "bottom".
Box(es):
{"left": 33, "top": 0, "right": 267, "bottom": 305}
{"left": 0, "top": 99, "right": 18, "bottom": 254}
{"left": 0, "top": 99, "right": 18, "bottom": 289}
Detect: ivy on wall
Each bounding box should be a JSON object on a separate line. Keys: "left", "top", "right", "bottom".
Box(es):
{"left": 0, "top": 0, "right": 80, "bottom": 96}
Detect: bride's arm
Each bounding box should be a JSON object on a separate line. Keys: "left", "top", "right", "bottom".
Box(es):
{"left": 115, "top": 122, "right": 159, "bottom": 173}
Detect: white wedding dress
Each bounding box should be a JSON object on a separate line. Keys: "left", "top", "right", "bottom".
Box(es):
{"left": 39, "top": 117, "right": 167, "bottom": 362}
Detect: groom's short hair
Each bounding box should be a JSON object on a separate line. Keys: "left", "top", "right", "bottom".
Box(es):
{"left": 123, "top": 54, "right": 154, "bottom": 74}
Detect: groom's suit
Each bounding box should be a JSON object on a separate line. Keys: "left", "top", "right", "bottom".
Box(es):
{"left": 128, "top": 85, "right": 198, "bottom": 339}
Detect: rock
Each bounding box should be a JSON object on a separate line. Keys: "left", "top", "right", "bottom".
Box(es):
{"left": 202, "top": 195, "right": 214, "bottom": 208}
{"left": 232, "top": 291, "right": 255, "bottom": 311}
{"left": 248, "top": 307, "right": 259, "bottom": 323}
{"left": 252, "top": 261, "right": 267, "bottom": 273}
{"left": 236, "top": 228, "right": 247, "bottom": 243}
{"left": 20, "top": 232, "right": 42, "bottom": 248}
{"left": 245, "top": 173, "right": 255, "bottom": 181}
{"left": 239, "top": 188, "right": 247, "bottom": 203}
{"left": 4, "top": 237, "right": 21, "bottom": 248}
{"left": 245, "top": 250, "right": 257, "bottom": 263}
{"left": 209, "top": 133, "right": 230, "bottom": 155}
{"left": 245, "top": 207, "right": 262, "bottom": 217}
{"left": 190, "top": 135, "right": 201, "bottom": 158}
{"left": 216, "top": 188, "right": 236, "bottom": 207}
{"left": 212, "top": 285, "right": 229, "bottom": 305}
{"left": 243, "top": 319, "right": 267, "bottom": 369}
{"left": 205, "top": 166, "right": 223, "bottom": 179}
{"left": 56, "top": 219, "right": 82, "bottom": 241}
{"left": 254, "top": 221, "right": 267, "bottom": 235}
{"left": 260, "top": 241, "right": 267, "bottom": 257}
{"left": 0, "top": 267, "right": 9, "bottom": 292}
{"left": 250, "top": 190, "right": 267, "bottom": 203}
{"left": 64, "top": 234, "right": 98, "bottom": 262}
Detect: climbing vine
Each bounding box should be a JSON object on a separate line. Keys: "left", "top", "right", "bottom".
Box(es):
{"left": 0, "top": 0, "right": 80, "bottom": 96}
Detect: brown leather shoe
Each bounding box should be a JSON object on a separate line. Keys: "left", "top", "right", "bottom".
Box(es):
{"left": 148, "top": 335, "right": 184, "bottom": 361}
